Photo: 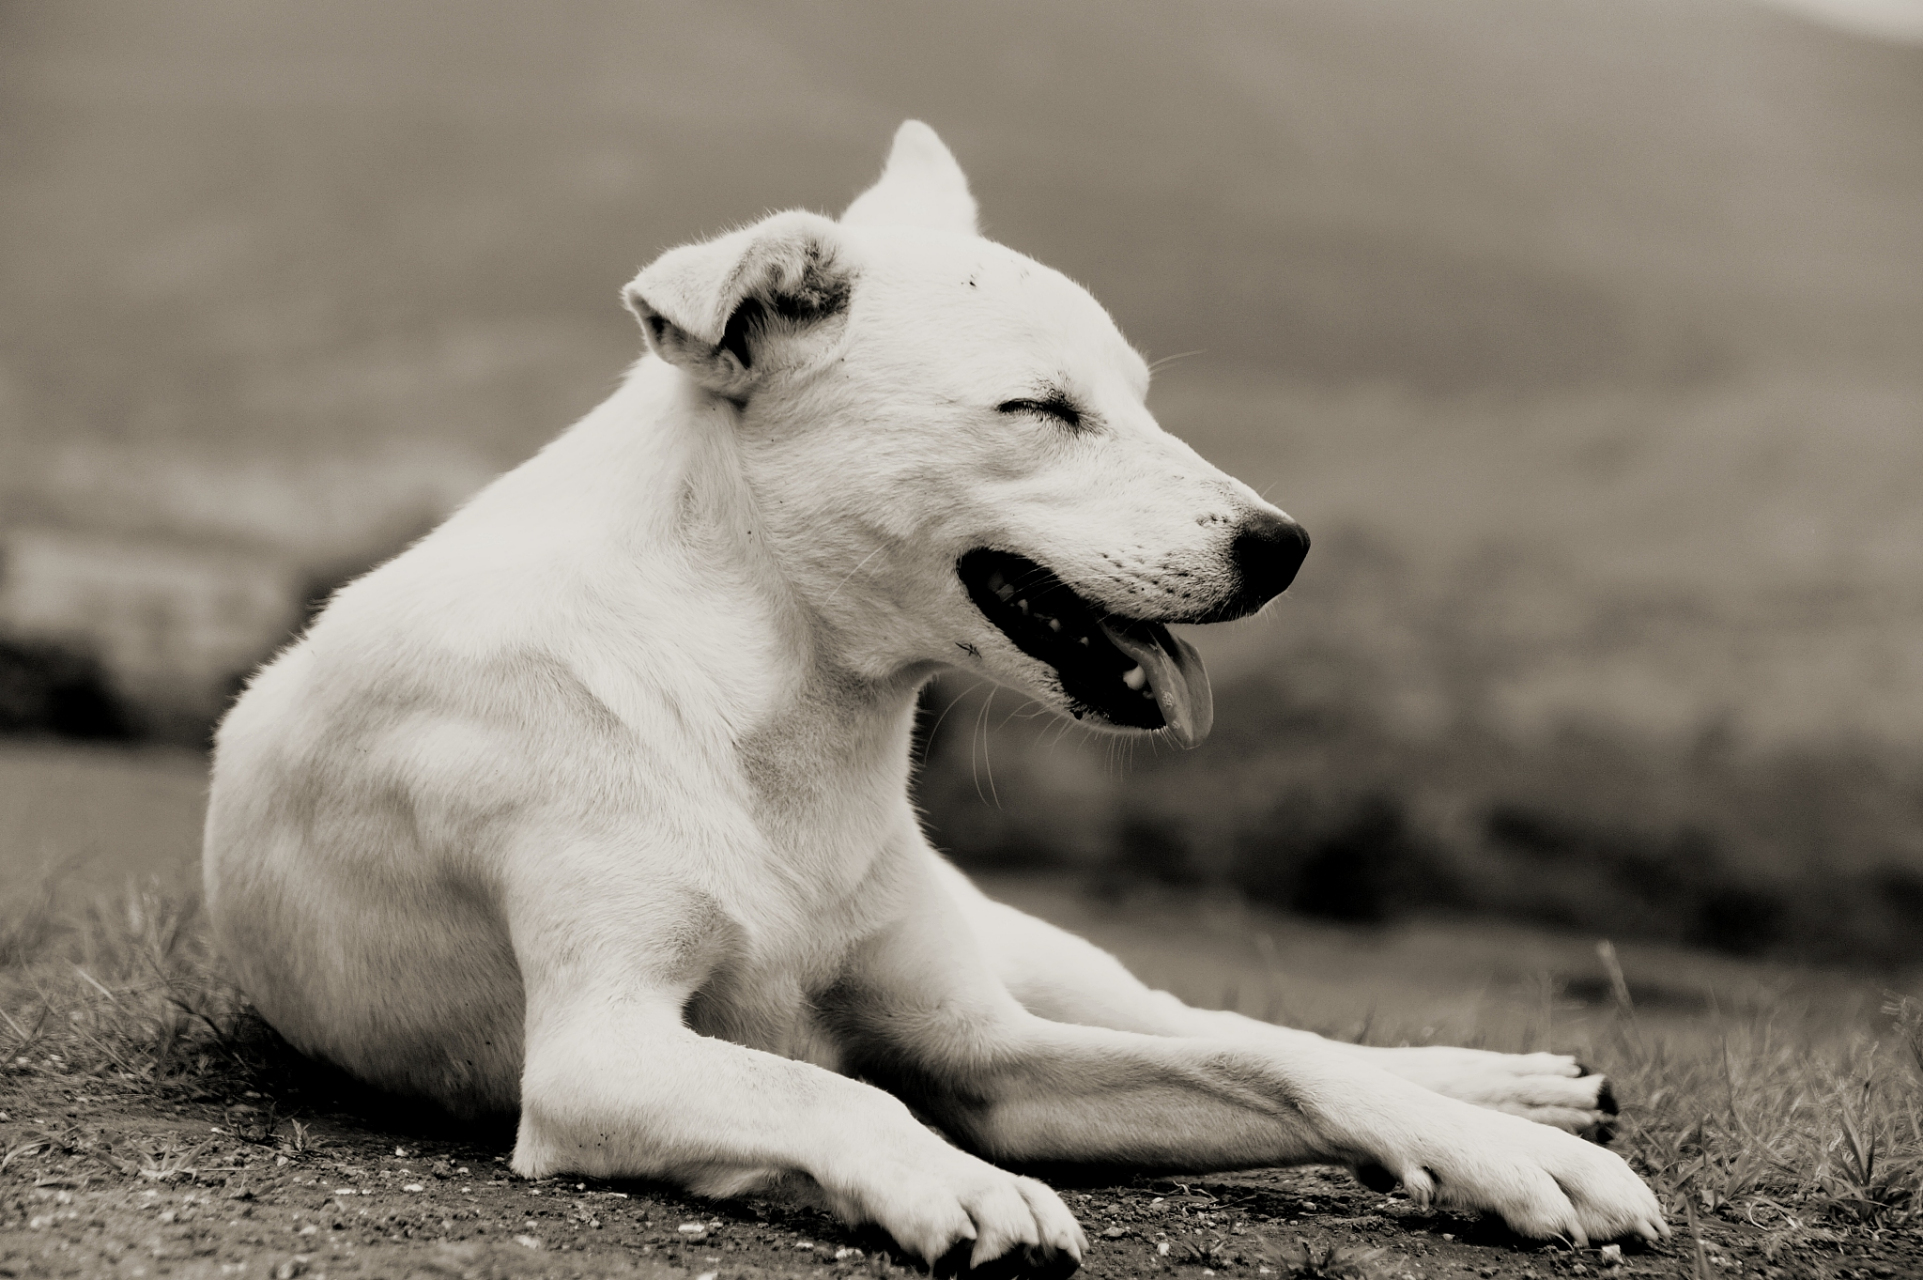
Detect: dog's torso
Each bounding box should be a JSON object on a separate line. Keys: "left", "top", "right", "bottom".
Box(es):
{"left": 207, "top": 361, "right": 946, "bottom": 1109}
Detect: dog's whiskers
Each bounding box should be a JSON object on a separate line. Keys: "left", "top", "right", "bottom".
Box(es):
{"left": 1146, "top": 348, "right": 1206, "bottom": 374}
{"left": 821, "top": 544, "right": 890, "bottom": 608}
{"left": 919, "top": 679, "right": 986, "bottom": 765}
{"left": 969, "top": 685, "right": 1002, "bottom": 810}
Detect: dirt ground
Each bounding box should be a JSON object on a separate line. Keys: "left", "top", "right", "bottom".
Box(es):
{"left": 4, "top": 1058, "right": 1915, "bottom": 1280}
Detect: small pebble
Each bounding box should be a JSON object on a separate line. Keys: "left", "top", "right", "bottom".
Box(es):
{"left": 1103, "top": 1226, "right": 1126, "bottom": 1238}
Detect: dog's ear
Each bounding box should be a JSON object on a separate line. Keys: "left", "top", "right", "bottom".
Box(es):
{"left": 841, "top": 120, "right": 978, "bottom": 235}
{"left": 622, "top": 210, "right": 852, "bottom": 400}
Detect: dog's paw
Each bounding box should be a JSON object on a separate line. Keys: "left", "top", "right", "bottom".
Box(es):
{"left": 829, "top": 1146, "right": 1084, "bottom": 1276}
{"left": 1358, "top": 1101, "right": 1666, "bottom": 1247}
{"left": 1370, "top": 1048, "right": 1619, "bottom": 1140}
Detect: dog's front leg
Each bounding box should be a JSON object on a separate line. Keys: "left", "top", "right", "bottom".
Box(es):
{"left": 932, "top": 856, "right": 1617, "bottom": 1135}
{"left": 503, "top": 870, "right": 1084, "bottom": 1273}
{"left": 840, "top": 859, "right": 1667, "bottom": 1248}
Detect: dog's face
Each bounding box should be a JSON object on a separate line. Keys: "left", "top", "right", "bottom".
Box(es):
{"left": 625, "top": 124, "right": 1306, "bottom": 745}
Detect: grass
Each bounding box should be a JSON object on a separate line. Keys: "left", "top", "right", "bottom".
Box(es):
{"left": 1599, "top": 984, "right": 1922, "bottom": 1247}
{"left": 1020, "top": 879, "right": 1923, "bottom": 1251}
{"left": 0, "top": 886, "right": 244, "bottom": 1090}
{"left": 5, "top": 878, "right": 1920, "bottom": 1266}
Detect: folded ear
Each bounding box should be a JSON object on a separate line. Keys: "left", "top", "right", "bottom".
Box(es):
{"left": 622, "top": 210, "right": 853, "bottom": 400}
{"left": 841, "top": 120, "right": 978, "bottom": 235}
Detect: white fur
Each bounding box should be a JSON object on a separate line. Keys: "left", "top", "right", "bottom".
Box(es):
{"left": 205, "top": 121, "right": 1666, "bottom": 1266}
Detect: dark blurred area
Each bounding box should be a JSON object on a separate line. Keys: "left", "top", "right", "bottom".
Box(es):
{"left": 3, "top": 1, "right": 1921, "bottom": 962}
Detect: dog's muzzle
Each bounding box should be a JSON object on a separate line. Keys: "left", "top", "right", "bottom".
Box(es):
{"left": 958, "top": 549, "right": 1215, "bottom": 745}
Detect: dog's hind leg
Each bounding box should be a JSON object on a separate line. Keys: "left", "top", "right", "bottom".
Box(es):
{"left": 928, "top": 855, "right": 1617, "bottom": 1138}
{"left": 502, "top": 862, "right": 1084, "bottom": 1274}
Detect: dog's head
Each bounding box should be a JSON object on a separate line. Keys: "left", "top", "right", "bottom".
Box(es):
{"left": 622, "top": 122, "right": 1306, "bottom": 746}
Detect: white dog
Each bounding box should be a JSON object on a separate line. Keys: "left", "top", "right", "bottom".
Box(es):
{"left": 205, "top": 122, "right": 1666, "bottom": 1271}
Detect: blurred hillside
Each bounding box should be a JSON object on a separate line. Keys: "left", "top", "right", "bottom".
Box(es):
{"left": 2, "top": 1, "right": 1921, "bottom": 953}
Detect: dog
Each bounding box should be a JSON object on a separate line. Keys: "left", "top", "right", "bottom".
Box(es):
{"left": 205, "top": 121, "right": 1667, "bottom": 1272}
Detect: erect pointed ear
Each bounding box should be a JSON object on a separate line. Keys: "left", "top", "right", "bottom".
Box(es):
{"left": 622, "top": 210, "right": 853, "bottom": 400}
{"left": 840, "top": 120, "right": 978, "bottom": 235}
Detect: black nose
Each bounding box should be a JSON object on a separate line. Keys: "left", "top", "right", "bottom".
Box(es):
{"left": 1218, "top": 510, "right": 1309, "bottom": 619}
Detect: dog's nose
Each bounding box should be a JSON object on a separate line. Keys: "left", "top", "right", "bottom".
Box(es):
{"left": 1222, "top": 510, "right": 1309, "bottom": 617}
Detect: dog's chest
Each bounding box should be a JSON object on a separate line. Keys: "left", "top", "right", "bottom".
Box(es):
{"left": 682, "top": 944, "right": 853, "bottom": 1072}
{"left": 678, "top": 840, "right": 913, "bottom": 1073}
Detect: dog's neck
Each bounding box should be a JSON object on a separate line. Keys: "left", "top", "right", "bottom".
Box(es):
{"left": 484, "top": 358, "right": 930, "bottom": 848}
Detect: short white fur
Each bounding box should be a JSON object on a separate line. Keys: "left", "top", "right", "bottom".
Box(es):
{"left": 204, "top": 121, "right": 1667, "bottom": 1269}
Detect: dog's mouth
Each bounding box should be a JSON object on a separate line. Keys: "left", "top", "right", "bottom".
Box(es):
{"left": 957, "top": 548, "right": 1214, "bottom": 747}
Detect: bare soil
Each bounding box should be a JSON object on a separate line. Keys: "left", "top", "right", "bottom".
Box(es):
{"left": 5, "top": 1060, "right": 1915, "bottom": 1280}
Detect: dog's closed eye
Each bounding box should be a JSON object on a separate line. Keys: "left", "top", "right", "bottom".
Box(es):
{"left": 997, "top": 392, "right": 1088, "bottom": 433}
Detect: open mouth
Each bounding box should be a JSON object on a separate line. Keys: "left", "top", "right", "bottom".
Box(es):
{"left": 957, "top": 548, "right": 1214, "bottom": 746}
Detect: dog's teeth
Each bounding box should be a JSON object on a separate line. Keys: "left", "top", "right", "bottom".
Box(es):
{"left": 995, "top": 584, "right": 1015, "bottom": 602}
{"left": 1047, "top": 618, "right": 1062, "bottom": 632}
{"left": 1078, "top": 635, "right": 1090, "bottom": 646}
{"left": 1016, "top": 598, "right": 1030, "bottom": 613}
{"left": 1123, "top": 665, "right": 1147, "bottom": 691}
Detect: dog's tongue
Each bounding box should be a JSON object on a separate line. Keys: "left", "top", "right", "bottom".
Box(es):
{"left": 1097, "top": 619, "right": 1214, "bottom": 748}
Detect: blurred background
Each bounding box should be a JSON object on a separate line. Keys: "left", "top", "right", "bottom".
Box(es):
{"left": 4, "top": 0, "right": 1921, "bottom": 975}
